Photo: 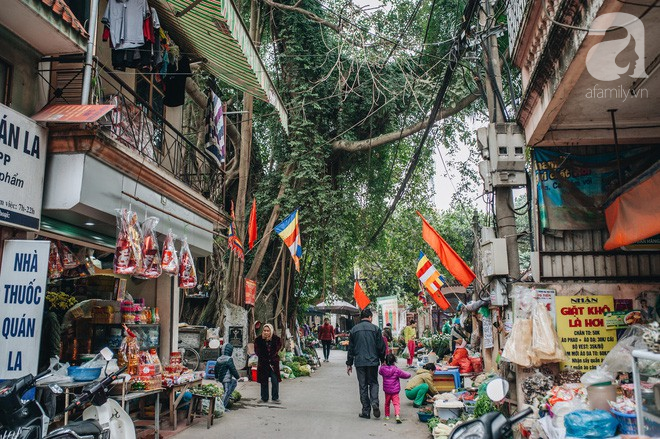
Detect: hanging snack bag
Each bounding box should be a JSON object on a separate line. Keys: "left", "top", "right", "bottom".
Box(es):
{"left": 59, "top": 241, "right": 80, "bottom": 269}
{"left": 136, "top": 217, "right": 162, "bottom": 279}
{"left": 161, "top": 229, "right": 178, "bottom": 275}
{"left": 48, "top": 241, "right": 64, "bottom": 279}
{"left": 178, "top": 237, "right": 197, "bottom": 289}
{"left": 118, "top": 324, "right": 140, "bottom": 376}
{"left": 114, "top": 209, "right": 143, "bottom": 274}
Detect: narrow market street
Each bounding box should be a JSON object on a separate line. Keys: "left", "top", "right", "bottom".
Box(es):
{"left": 174, "top": 349, "right": 429, "bottom": 439}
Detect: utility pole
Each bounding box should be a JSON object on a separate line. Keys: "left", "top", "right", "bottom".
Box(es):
{"left": 480, "top": 0, "right": 520, "bottom": 280}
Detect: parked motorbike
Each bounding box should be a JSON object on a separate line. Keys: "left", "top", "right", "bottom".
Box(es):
{"left": 0, "top": 348, "right": 135, "bottom": 439}
{"left": 449, "top": 378, "right": 533, "bottom": 439}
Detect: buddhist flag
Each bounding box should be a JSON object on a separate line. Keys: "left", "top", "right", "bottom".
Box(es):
{"left": 248, "top": 198, "right": 258, "bottom": 250}
{"left": 354, "top": 280, "right": 370, "bottom": 310}
{"left": 417, "top": 211, "right": 476, "bottom": 287}
{"left": 416, "top": 252, "right": 450, "bottom": 310}
{"left": 274, "top": 209, "right": 302, "bottom": 272}
{"left": 227, "top": 201, "right": 245, "bottom": 260}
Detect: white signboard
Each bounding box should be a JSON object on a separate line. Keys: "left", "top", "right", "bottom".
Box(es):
{"left": 0, "top": 104, "right": 48, "bottom": 231}
{"left": 482, "top": 315, "right": 494, "bottom": 349}
{"left": 537, "top": 289, "right": 557, "bottom": 327}
{"left": 0, "top": 240, "right": 49, "bottom": 379}
{"left": 377, "top": 296, "right": 400, "bottom": 334}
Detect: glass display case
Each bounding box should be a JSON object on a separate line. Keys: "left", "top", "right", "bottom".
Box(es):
{"left": 91, "top": 323, "right": 160, "bottom": 352}
{"left": 632, "top": 349, "right": 660, "bottom": 437}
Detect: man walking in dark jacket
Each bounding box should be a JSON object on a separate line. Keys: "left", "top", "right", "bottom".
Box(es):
{"left": 215, "top": 343, "right": 240, "bottom": 409}
{"left": 346, "top": 308, "right": 386, "bottom": 419}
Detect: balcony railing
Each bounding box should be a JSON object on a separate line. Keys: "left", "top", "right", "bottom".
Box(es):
{"left": 507, "top": 0, "right": 530, "bottom": 55}
{"left": 41, "top": 56, "right": 223, "bottom": 204}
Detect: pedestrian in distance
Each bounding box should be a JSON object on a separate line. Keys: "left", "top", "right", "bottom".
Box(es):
{"left": 382, "top": 329, "right": 391, "bottom": 355}
{"left": 346, "top": 307, "right": 387, "bottom": 420}
{"left": 405, "top": 363, "right": 438, "bottom": 408}
{"left": 379, "top": 353, "right": 411, "bottom": 423}
{"left": 403, "top": 319, "right": 417, "bottom": 367}
{"left": 214, "top": 342, "right": 240, "bottom": 410}
{"left": 254, "top": 323, "right": 282, "bottom": 403}
{"left": 318, "top": 317, "right": 335, "bottom": 362}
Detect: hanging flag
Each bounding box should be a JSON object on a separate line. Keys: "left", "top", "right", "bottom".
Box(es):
{"left": 204, "top": 91, "right": 225, "bottom": 167}
{"left": 274, "top": 209, "right": 302, "bottom": 272}
{"left": 353, "top": 280, "right": 371, "bottom": 310}
{"left": 227, "top": 201, "right": 245, "bottom": 260}
{"left": 417, "top": 211, "right": 476, "bottom": 287}
{"left": 416, "top": 251, "right": 450, "bottom": 310}
{"left": 248, "top": 198, "right": 258, "bottom": 250}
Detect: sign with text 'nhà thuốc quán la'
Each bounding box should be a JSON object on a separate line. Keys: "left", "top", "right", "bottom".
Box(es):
{"left": 0, "top": 240, "right": 49, "bottom": 379}
{"left": 555, "top": 295, "right": 617, "bottom": 372}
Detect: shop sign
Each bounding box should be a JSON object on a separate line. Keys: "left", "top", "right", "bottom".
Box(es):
{"left": 0, "top": 104, "right": 48, "bottom": 231}
{"left": 555, "top": 295, "right": 617, "bottom": 371}
{"left": 0, "top": 240, "right": 49, "bottom": 379}
{"left": 228, "top": 326, "right": 244, "bottom": 348}
{"left": 604, "top": 310, "right": 643, "bottom": 329}
{"left": 482, "top": 315, "right": 494, "bottom": 349}
{"left": 245, "top": 279, "right": 256, "bottom": 306}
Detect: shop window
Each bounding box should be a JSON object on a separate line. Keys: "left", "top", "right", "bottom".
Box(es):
{"left": 136, "top": 73, "right": 164, "bottom": 150}
{"left": 0, "top": 58, "right": 12, "bottom": 106}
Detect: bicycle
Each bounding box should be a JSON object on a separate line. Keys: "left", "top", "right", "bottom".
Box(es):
{"left": 178, "top": 342, "right": 201, "bottom": 371}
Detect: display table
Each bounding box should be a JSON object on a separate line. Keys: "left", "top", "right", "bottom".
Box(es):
{"left": 110, "top": 389, "right": 161, "bottom": 438}
{"left": 37, "top": 380, "right": 95, "bottom": 425}
{"left": 162, "top": 378, "right": 203, "bottom": 430}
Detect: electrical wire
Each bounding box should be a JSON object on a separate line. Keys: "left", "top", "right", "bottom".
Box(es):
{"left": 367, "top": 0, "right": 481, "bottom": 244}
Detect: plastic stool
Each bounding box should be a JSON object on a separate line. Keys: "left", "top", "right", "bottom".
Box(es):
{"left": 187, "top": 394, "right": 216, "bottom": 429}
{"left": 434, "top": 369, "right": 461, "bottom": 389}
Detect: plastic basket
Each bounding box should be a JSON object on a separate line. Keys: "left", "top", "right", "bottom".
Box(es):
{"left": 611, "top": 409, "right": 637, "bottom": 435}
{"left": 417, "top": 411, "right": 434, "bottom": 422}
{"left": 463, "top": 400, "right": 476, "bottom": 414}
{"left": 67, "top": 366, "right": 102, "bottom": 382}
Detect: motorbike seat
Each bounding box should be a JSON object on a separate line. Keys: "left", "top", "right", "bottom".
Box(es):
{"left": 52, "top": 420, "right": 103, "bottom": 437}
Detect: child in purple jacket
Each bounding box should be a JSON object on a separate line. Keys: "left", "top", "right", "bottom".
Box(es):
{"left": 379, "top": 353, "right": 412, "bottom": 423}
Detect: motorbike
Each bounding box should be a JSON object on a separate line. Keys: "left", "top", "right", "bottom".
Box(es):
{"left": 449, "top": 378, "right": 533, "bottom": 439}
{"left": 0, "top": 348, "right": 135, "bottom": 439}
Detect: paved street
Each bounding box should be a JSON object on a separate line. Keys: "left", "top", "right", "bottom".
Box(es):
{"left": 174, "top": 349, "right": 430, "bottom": 439}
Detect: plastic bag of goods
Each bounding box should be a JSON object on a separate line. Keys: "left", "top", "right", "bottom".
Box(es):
{"left": 501, "top": 318, "right": 533, "bottom": 367}
{"left": 114, "top": 209, "right": 143, "bottom": 274}
{"left": 59, "top": 242, "right": 80, "bottom": 269}
{"left": 118, "top": 325, "right": 140, "bottom": 375}
{"left": 531, "top": 303, "right": 567, "bottom": 365}
{"left": 48, "top": 241, "right": 64, "bottom": 279}
{"left": 135, "top": 217, "right": 162, "bottom": 279}
{"left": 161, "top": 229, "right": 179, "bottom": 275}
{"left": 564, "top": 409, "right": 617, "bottom": 438}
{"left": 178, "top": 237, "right": 197, "bottom": 289}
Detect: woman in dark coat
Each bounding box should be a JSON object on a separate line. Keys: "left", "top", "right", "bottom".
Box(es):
{"left": 254, "top": 323, "right": 282, "bottom": 403}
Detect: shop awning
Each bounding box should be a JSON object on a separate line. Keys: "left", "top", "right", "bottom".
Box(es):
{"left": 603, "top": 162, "right": 660, "bottom": 250}
{"left": 39, "top": 217, "right": 116, "bottom": 251}
{"left": 32, "top": 104, "right": 115, "bottom": 123}
{"left": 155, "top": 0, "right": 288, "bottom": 133}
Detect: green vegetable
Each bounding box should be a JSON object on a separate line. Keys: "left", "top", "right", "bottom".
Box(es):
{"left": 427, "top": 416, "right": 441, "bottom": 432}
{"left": 191, "top": 383, "right": 223, "bottom": 398}
{"left": 230, "top": 391, "right": 241, "bottom": 402}
{"left": 473, "top": 396, "right": 496, "bottom": 417}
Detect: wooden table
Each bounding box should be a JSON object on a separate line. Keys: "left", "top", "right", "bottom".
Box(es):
{"left": 37, "top": 380, "right": 94, "bottom": 425}
{"left": 162, "top": 378, "right": 202, "bottom": 430}
{"left": 110, "top": 389, "right": 161, "bottom": 438}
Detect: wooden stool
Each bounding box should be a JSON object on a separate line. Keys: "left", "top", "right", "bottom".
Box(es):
{"left": 187, "top": 394, "right": 216, "bottom": 429}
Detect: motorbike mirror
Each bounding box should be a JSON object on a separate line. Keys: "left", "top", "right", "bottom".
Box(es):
{"left": 48, "top": 384, "right": 63, "bottom": 394}
{"left": 100, "top": 347, "right": 114, "bottom": 361}
{"left": 486, "top": 378, "right": 509, "bottom": 402}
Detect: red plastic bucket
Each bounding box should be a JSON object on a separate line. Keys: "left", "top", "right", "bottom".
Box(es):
{"left": 251, "top": 367, "right": 258, "bottom": 381}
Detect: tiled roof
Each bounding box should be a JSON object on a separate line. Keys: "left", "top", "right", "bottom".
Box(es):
{"left": 42, "top": 0, "right": 89, "bottom": 38}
